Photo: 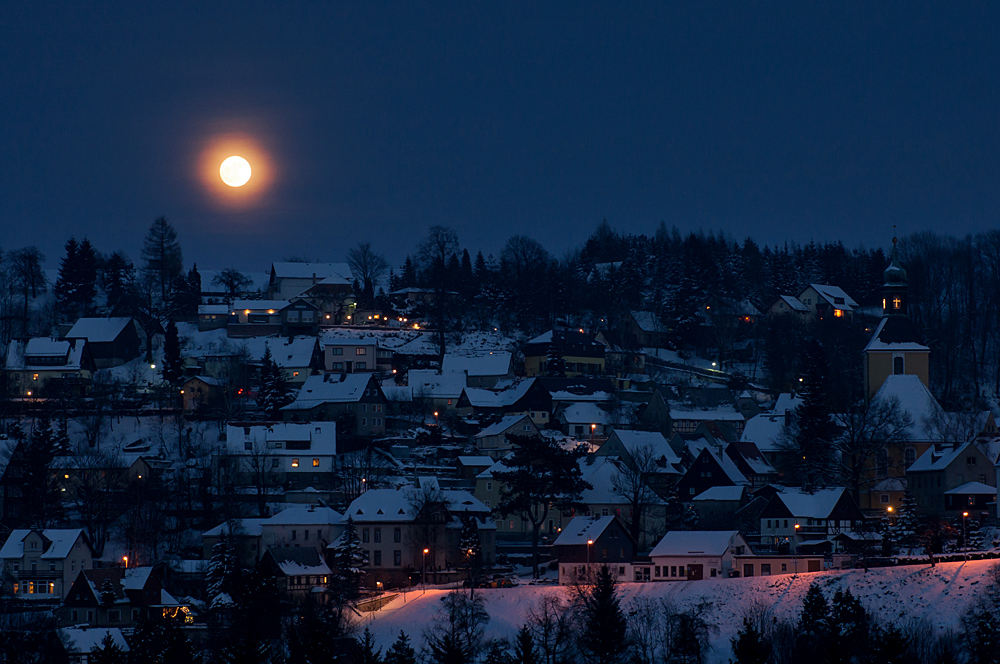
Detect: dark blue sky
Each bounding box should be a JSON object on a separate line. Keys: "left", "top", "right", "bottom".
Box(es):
{"left": 2, "top": 2, "right": 998, "bottom": 270}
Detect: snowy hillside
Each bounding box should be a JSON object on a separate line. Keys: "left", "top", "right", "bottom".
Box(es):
{"left": 361, "top": 559, "right": 997, "bottom": 663}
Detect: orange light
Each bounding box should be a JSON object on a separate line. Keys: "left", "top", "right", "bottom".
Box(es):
{"left": 423, "top": 548, "right": 429, "bottom": 554}
{"left": 123, "top": 556, "right": 128, "bottom": 569}
{"left": 587, "top": 539, "right": 593, "bottom": 545}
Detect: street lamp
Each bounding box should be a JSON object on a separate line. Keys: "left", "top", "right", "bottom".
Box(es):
{"left": 587, "top": 539, "right": 594, "bottom": 582}
{"left": 122, "top": 555, "right": 128, "bottom": 569}
{"left": 376, "top": 581, "right": 383, "bottom": 595}
{"left": 963, "top": 511, "right": 970, "bottom": 560}
{"left": 423, "top": 548, "right": 429, "bottom": 593}
{"left": 793, "top": 524, "right": 800, "bottom": 574}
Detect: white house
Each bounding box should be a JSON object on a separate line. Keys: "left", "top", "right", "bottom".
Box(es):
{"left": 0, "top": 529, "right": 93, "bottom": 600}
{"left": 648, "top": 530, "right": 751, "bottom": 581}
{"left": 474, "top": 414, "right": 538, "bottom": 457}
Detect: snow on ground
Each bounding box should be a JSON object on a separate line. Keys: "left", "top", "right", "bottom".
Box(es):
{"left": 361, "top": 559, "right": 998, "bottom": 663}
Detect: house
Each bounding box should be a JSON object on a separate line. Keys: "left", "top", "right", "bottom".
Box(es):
{"left": 648, "top": 530, "right": 751, "bottom": 581}
{"left": 181, "top": 375, "right": 223, "bottom": 411}
{"left": 442, "top": 351, "right": 514, "bottom": 388}
{"left": 456, "top": 456, "right": 496, "bottom": 484}
{"left": 222, "top": 422, "right": 338, "bottom": 491}
{"left": 228, "top": 299, "right": 289, "bottom": 337}
{"left": 459, "top": 378, "right": 551, "bottom": 426}
{"left": 58, "top": 566, "right": 185, "bottom": 627}
{"left": 676, "top": 444, "right": 748, "bottom": 500}
{"left": 796, "top": 284, "right": 858, "bottom": 321}
{"left": 202, "top": 519, "right": 268, "bottom": 568}
{"left": 625, "top": 311, "right": 671, "bottom": 349}
{"left": 578, "top": 458, "right": 667, "bottom": 550}
{"left": 594, "top": 429, "right": 683, "bottom": 497}
{"left": 523, "top": 329, "right": 606, "bottom": 377}
{"left": 260, "top": 504, "right": 345, "bottom": 553}
{"left": 944, "top": 482, "right": 995, "bottom": 522}
{"left": 691, "top": 486, "right": 748, "bottom": 529}
{"left": 669, "top": 403, "right": 746, "bottom": 436}
{"left": 408, "top": 369, "right": 468, "bottom": 413}
{"left": 241, "top": 336, "right": 321, "bottom": 385}
{"left": 4, "top": 337, "right": 95, "bottom": 397}
{"left": 58, "top": 627, "right": 129, "bottom": 664}
{"left": 768, "top": 295, "right": 810, "bottom": 318}
{"left": 345, "top": 487, "right": 495, "bottom": 587}
{"left": 757, "top": 487, "right": 865, "bottom": 554}
{"left": 322, "top": 336, "right": 379, "bottom": 373}
{"left": 281, "top": 298, "right": 322, "bottom": 336}
{"left": 268, "top": 261, "right": 354, "bottom": 301}
{"left": 474, "top": 415, "right": 539, "bottom": 458}
{"left": 0, "top": 529, "right": 93, "bottom": 600}
{"left": 259, "top": 547, "right": 332, "bottom": 603}
{"left": 281, "top": 374, "right": 387, "bottom": 437}
{"left": 554, "top": 402, "right": 611, "bottom": 438}
{"left": 198, "top": 304, "right": 231, "bottom": 331}
{"left": 908, "top": 441, "right": 995, "bottom": 517}
{"left": 732, "top": 554, "right": 826, "bottom": 577}
{"left": 725, "top": 442, "right": 779, "bottom": 489}
{"left": 554, "top": 515, "right": 635, "bottom": 585}
{"left": 64, "top": 317, "right": 141, "bottom": 368}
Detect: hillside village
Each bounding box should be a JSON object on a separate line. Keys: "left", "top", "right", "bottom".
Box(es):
{"left": 2, "top": 222, "right": 1000, "bottom": 662}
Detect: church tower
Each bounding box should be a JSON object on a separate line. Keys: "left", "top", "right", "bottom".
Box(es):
{"left": 863, "top": 236, "right": 930, "bottom": 400}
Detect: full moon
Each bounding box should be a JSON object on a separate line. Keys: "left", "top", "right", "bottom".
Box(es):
{"left": 220, "top": 155, "right": 252, "bottom": 187}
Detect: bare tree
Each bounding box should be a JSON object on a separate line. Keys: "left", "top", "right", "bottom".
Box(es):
{"left": 338, "top": 445, "right": 393, "bottom": 505}
{"left": 417, "top": 226, "right": 460, "bottom": 271}
{"left": 407, "top": 484, "right": 448, "bottom": 581}
{"left": 833, "top": 396, "right": 913, "bottom": 504}
{"left": 528, "top": 595, "right": 575, "bottom": 664}
{"left": 609, "top": 449, "right": 663, "bottom": 549}
{"left": 7, "top": 246, "right": 46, "bottom": 336}
{"left": 346, "top": 242, "right": 389, "bottom": 293}
{"left": 71, "top": 449, "right": 127, "bottom": 557}
{"left": 242, "top": 439, "right": 280, "bottom": 517}
{"left": 211, "top": 267, "right": 254, "bottom": 301}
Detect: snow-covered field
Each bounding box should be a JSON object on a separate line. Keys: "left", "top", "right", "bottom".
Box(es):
{"left": 361, "top": 559, "right": 996, "bottom": 663}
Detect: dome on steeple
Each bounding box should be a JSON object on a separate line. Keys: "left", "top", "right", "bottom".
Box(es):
{"left": 883, "top": 236, "right": 907, "bottom": 286}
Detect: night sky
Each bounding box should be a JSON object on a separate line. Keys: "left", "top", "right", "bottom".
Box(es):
{"left": 2, "top": 2, "right": 998, "bottom": 270}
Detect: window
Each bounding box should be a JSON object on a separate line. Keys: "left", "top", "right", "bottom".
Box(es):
{"left": 301, "top": 311, "right": 314, "bottom": 322}
{"left": 783, "top": 520, "right": 788, "bottom": 528}
{"left": 508, "top": 520, "right": 515, "bottom": 530}
{"left": 761, "top": 564, "right": 771, "bottom": 576}
{"left": 291, "top": 530, "right": 297, "bottom": 540}
{"left": 743, "top": 564, "right": 754, "bottom": 577}
{"left": 304, "top": 530, "right": 309, "bottom": 541}
{"left": 880, "top": 494, "right": 890, "bottom": 504}
{"left": 271, "top": 458, "right": 279, "bottom": 468}
{"left": 286, "top": 310, "right": 300, "bottom": 322}
{"left": 374, "top": 528, "right": 382, "bottom": 543}
{"left": 394, "top": 550, "right": 402, "bottom": 566}
{"left": 781, "top": 563, "right": 787, "bottom": 572}
{"left": 893, "top": 356, "right": 904, "bottom": 375}
{"left": 876, "top": 448, "right": 888, "bottom": 478}
{"left": 356, "top": 348, "right": 366, "bottom": 355}
{"left": 312, "top": 458, "right": 320, "bottom": 467}
{"left": 374, "top": 550, "right": 382, "bottom": 566}
{"left": 362, "top": 418, "right": 367, "bottom": 426}
{"left": 905, "top": 448, "right": 916, "bottom": 467}
{"left": 291, "top": 458, "right": 299, "bottom": 468}
{"left": 357, "top": 362, "right": 366, "bottom": 369}
{"left": 394, "top": 527, "right": 401, "bottom": 543}
{"left": 766, "top": 520, "right": 771, "bottom": 529}
{"left": 13, "top": 563, "right": 18, "bottom": 572}
{"left": 332, "top": 347, "right": 344, "bottom": 355}
{"left": 333, "top": 362, "right": 344, "bottom": 370}
{"left": 486, "top": 482, "right": 493, "bottom": 491}
{"left": 671, "top": 566, "right": 677, "bottom": 577}
{"left": 362, "top": 404, "right": 367, "bottom": 412}
{"left": 655, "top": 566, "right": 661, "bottom": 577}
{"left": 109, "top": 609, "right": 121, "bottom": 622}
{"left": 362, "top": 529, "right": 370, "bottom": 543}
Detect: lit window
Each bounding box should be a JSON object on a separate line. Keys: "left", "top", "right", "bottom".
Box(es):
{"left": 312, "top": 458, "right": 319, "bottom": 467}
{"left": 32, "top": 373, "right": 38, "bottom": 380}
{"left": 291, "top": 458, "right": 299, "bottom": 468}
{"left": 833, "top": 309, "right": 843, "bottom": 318}
{"left": 293, "top": 371, "right": 299, "bottom": 377}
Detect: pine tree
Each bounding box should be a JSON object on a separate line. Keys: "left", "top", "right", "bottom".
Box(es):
{"left": 730, "top": 616, "right": 771, "bottom": 664}
{"left": 544, "top": 343, "right": 566, "bottom": 377}
{"left": 328, "top": 517, "right": 368, "bottom": 604}
{"left": 257, "top": 346, "right": 293, "bottom": 420}
{"left": 483, "top": 640, "right": 512, "bottom": 664}
{"left": 141, "top": 215, "right": 183, "bottom": 304}
{"left": 384, "top": 631, "right": 417, "bottom": 664}
{"left": 101, "top": 251, "right": 135, "bottom": 307}
{"left": 577, "top": 565, "right": 628, "bottom": 664}
{"left": 512, "top": 626, "right": 538, "bottom": 664}
{"left": 75, "top": 238, "right": 98, "bottom": 313}
{"left": 161, "top": 319, "right": 183, "bottom": 386}
{"left": 787, "top": 340, "right": 835, "bottom": 489}
{"left": 207, "top": 537, "right": 239, "bottom": 606}
{"left": 54, "top": 237, "right": 80, "bottom": 313}
{"left": 88, "top": 632, "right": 128, "bottom": 664}
{"left": 794, "top": 584, "right": 830, "bottom": 661}
{"left": 890, "top": 489, "right": 919, "bottom": 554}
{"left": 21, "top": 415, "right": 64, "bottom": 527}
{"left": 460, "top": 515, "right": 483, "bottom": 594}
{"left": 352, "top": 627, "right": 383, "bottom": 664}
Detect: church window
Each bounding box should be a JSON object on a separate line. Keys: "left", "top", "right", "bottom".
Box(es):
{"left": 893, "top": 297, "right": 902, "bottom": 309}
{"left": 877, "top": 449, "right": 888, "bottom": 478}
{"left": 904, "top": 448, "right": 916, "bottom": 467}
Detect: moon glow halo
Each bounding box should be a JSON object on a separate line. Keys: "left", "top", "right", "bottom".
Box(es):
{"left": 220, "top": 156, "right": 252, "bottom": 187}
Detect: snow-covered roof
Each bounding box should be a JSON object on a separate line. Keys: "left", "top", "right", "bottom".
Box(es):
{"left": 630, "top": 311, "right": 663, "bottom": 333}
{"left": 0, "top": 529, "right": 86, "bottom": 559}
{"left": 382, "top": 385, "right": 413, "bottom": 402}
{"left": 58, "top": 627, "right": 129, "bottom": 655}
{"left": 553, "top": 515, "right": 617, "bottom": 546}
{"left": 269, "top": 547, "right": 333, "bottom": 576}
{"left": 806, "top": 284, "right": 858, "bottom": 311}
{"left": 228, "top": 336, "right": 317, "bottom": 368}
{"left": 319, "top": 328, "right": 440, "bottom": 355}
{"left": 579, "top": 458, "right": 661, "bottom": 506}
{"left": 944, "top": 481, "right": 996, "bottom": 496}
{"left": 475, "top": 415, "right": 533, "bottom": 438}
{"left": 457, "top": 456, "right": 496, "bottom": 467}
{"left": 692, "top": 486, "right": 746, "bottom": 502}
{"left": 650, "top": 530, "right": 742, "bottom": 557}
{"left": 463, "top": 378, "right": 537, "bottom": 408}
{"left": 442, "top": 351, "right": 513, "bottom": 377}
{"left": 685, "top": 443, "right": 747, "bottom": 485}
{"left": 66, "top": 317, "right": 132, "bottom": 342}
{"left": 864, "top": 317, "right": 931, "bottom": 352}
{"left": 669, "top": 405, "right": 745, "bottom": 422}
{"left": 347, "top": 487, "right": 488, "bottom": 522}
{"left": 558, "top": 402, "right": 611, "bottom": 425}
{"left": 122, "top": 567, "right": 153, "bottom": 591}
{"left": 266, "top": 505, "right": 344, "bottom": 526}
{"left": 198, "top": 304, "right": 230, "bottom": 315}
{"left": 773, "top": 393, "right": 803, "bottom": 414}
{"left": 871, "top": 374, "right": 943, "bottom": 441}
{"left": 203, "top": 519, "right": 267, "bottom": 537}
{"left": 409, "top": 369, "right": 467, "bottom": 399}
{"left": 771, "top": 488, "right": 848, "bottom": 519}
{"left": 775, "top": 295, "right": 809, "bottom": 312}
{"left": 224, "top": 422, "right": 337, "bottom": 456}
{"left": 282, "top": 373, "right": 374, "bottom": 410}
{"left": 527, "top": 330, "right": 553, "bottom": 344}
{"left": 740, "top": 414, "right": 787, "bottom": 452}
{"left": 908, "top": 441, "right": 974, "bottom": 472}
{"left": 607, "top": 430, "right": 681, "bottom": 467}
{"left": 6, "top": 338, "right": 87, "bottom": 371}
{"left": 272, "top": 261, "right": 353, "bottom": 284}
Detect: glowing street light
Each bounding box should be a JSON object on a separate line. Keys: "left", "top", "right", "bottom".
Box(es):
{"left": 587, "top": 539, "right": 594, "bottom": 582}
{"left": 963, "top": 511, "right": 970, "bottom": 560}
{"left": 423, "top": 548, "right": 430, "bottom": 593}
{"left": 122, "top": 555, "right": 128, "bottom": 569}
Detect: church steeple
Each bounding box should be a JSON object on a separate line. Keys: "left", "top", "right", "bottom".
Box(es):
{"left": 882, "top": 234, "right": 908, "bottom": 317}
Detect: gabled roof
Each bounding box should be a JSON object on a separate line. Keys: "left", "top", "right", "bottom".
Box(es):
{"left": 409, "top": 369, "right": 467, "bottom": 399}
{"left": 774, "top": 393, "right": 803, "bottom": 414}
{"left": 232, "top": 299, "right": 289, "bottom": 312}
{"left": 944, "top": 481, "right": 996, "bottom": 495}
{"left": 442, "top": 351, "right": 513, "bottom": 377}
{"left": 553, "top": 515, "right": 618, "bottom": 546}
{"left": 282, "top": 373, "right": 376, "bottom": 410}
{"left": 0, "top": 529, "right": 87, "bottom": 559}
{"left": 606, "top": 430, "right": 681, "bottom": 468}
{"left": 650, "top": 530, "right": 743, "bottom": 557}
{"left": 223, "top": 422, "right": 337, "bottom": 456}
{"left": 768, "top": 487, "right": 850, "bottom": 519}
{"left": 726, "top": 442, "right": 776, "bottom": 477}
{"left": 685, "top": 443, "right": 748, "bottom": 485}
{"left": 65, "top": 317, "right": 132, "bottom": 343}
{"left": 739, "top": 413, "right": 787, "bottom": 453}
{"left": 346, "top": 487, "right": 488, "bottom": 522}
{"left": 203, "top": 518, "right": 267, "bottom": 537}
{"left": 864, "top": 317, "right": 929, "bottom": 352}
{"left": 774, "top": 295, "right": 809, "bottom": 312}
{"left": 271, "top": 262, "right": 353, "bottom": 284}
{"left": 692, "top": 486, "right": 746, "bottom": 502}
{"left": 6, "top": 338, "right": 88, "bottom": 371}
{"left": 475, "top": 415, "right": 534, "bottom": 438}
{"left": 265, "top": 505, "right": 344, "bottom": 526}
{"left": 463, "top": 378, "right": 537, "bottom": 408}
{"left": 907, "top": 441, "right": 975, "bottom": 472}
{"left": 871, "top": 374, "right": 943, "bottom": 441}
{"left": 59, "top": 627, "right": 129, "bottom": 655}
{"left": 557, "top": 402, "right": 611, "bottom": 425}
{"left": 629, "top": 311, "right": 664, "bottom": 333}
{"left": 804, "top": 284, "right": 858, "bottom": 311}
{"left": 266, "top": 547, "right": 332, "bottom": 577}
{"left": 579, "top": 458, "right": 664, "bottom": 506}
{"left": 223, "top": 336, "right": 317, "bottom": 368}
